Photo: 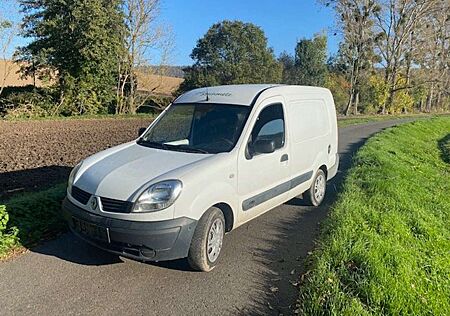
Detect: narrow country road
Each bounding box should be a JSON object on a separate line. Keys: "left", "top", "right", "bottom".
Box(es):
{"left": 0, "top": 120, "right": 411, "bottom": 316}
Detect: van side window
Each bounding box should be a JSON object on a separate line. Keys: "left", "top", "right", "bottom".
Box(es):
{"left": 250, "top": 103, "right": 285, "bottom": 150}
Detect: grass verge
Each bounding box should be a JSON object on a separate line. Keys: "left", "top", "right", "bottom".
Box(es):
{"left": 0, "top": 184, "right": 67, "bottom": 260}
{"left": 298, "top": 117, "right": 450, "bottom": 315}
{"left": 336, "top": 112, "right": 449, "bottom": 127}
{"left": 2, "top": 110, "right": 447, "bottom": 125}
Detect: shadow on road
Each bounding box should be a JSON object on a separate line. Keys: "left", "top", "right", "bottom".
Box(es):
{"left": 32, "top": 231, "right": 197, "bottom": 270}
{"left": 32, "top": 233, "right": 124, "bottom": 266}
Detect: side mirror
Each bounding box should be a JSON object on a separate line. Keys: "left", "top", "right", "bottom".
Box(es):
{"left": 253, "top": 139, "right": 276, "bottom": 155}
{"left": 138, "top": 127, "right": 147, "bottom": 137}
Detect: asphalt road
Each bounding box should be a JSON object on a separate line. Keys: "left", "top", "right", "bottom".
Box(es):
{"left": 0, "top": 120, "right": 410, "bottom": 316}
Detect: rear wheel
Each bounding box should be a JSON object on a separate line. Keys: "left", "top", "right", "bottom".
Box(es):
{"left": 188, "top": 207, "right": 225, "bottom": 272}
{"left": 304, "top": 169, "right": 327, "bottom": 206}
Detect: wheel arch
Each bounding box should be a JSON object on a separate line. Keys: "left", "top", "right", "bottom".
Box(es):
{"left": 212, "top": 202, "right": 234, "bottom": 232}
{"left": 318, "top": 164, "right": 328, "bottom": 179}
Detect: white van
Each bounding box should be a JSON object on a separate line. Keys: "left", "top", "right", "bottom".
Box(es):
{"left": 63, "top": 84, "right": 339, "bottom": 271}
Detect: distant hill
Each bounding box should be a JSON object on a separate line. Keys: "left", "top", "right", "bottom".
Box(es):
{"left": 135, "top": 71, "right": 183, "bottom": 96}
{"left": 0, "top": 60, "right": 184, "bottom": 96}
{"left": 142, "top": 65, "right": 186, "bottom": 78}
{"left": 0, "top": 60, "right": 47, "bottom": 88}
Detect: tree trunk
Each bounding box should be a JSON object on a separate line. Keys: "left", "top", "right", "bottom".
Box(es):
{"left": 426, "top": 84, "right": 434, "bottom": 113}
{"left": 344, "top": 92, "right": 353, "bottom": 116}
{"left": 435, "top": 91, "right": 442, "bottom": 111}
{"left": 385, "top": 68, "right": 398, "bottom": 114}
{"left": 353, "top": 91, "right": 359, "bottom": 115}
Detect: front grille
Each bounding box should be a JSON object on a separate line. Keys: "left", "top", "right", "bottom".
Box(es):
{"left": 100, "top": 197, "right": 133, "bottom": 213}
{"left": 71, "top": 186, "right": 91, "bottom": 204}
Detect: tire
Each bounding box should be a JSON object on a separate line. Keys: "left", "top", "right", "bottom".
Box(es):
{"left": 304, "top": 169, "right": 327, "bottom": 206}
{"left": 188, "top": 207, "right": 225, "bottom": 272}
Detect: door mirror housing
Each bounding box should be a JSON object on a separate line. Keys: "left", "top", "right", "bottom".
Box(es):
{"left": 138, "top": 127, "right": 147, "bottom": 137}
{"left": 252, "top": 139, "right": 276, "bottom": 155}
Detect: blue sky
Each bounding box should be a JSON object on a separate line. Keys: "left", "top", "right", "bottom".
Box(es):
{"left": 163, "top": 0, "right": 339, "bottom": 65}
{"left": 3, "top": 0, "right": 339, "bottom": 66}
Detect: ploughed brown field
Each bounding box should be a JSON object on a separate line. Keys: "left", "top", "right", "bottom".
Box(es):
{"left": 0, "top": 117, "right": 154, "bottom": 199}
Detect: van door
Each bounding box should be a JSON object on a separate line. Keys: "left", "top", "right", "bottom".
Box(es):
{"left": 237, "top": 98, "right": 291, "bottom": 222}
{"left": 288, "top": 99, "right": 331, "bottom": 185}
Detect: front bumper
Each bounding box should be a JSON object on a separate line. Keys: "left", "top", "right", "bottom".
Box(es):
{"left": 62, "top": 198, "right": 197, "bottom": 262}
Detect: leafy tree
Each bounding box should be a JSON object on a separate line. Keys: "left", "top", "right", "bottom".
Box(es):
{"left": 179, "top": 20, "right": 282, "bottom": 92}
{"left": 367, "top": 73, "right": 389, "bottom": 112}
{"left": 391, "top": 78, "right": 414, "bottom": 113}
{"left": 277, "top": 34, "right": 328, "bottom": 87}
{"left": 292, "top": 34, "right": 328, "bottom": 86}
{"left": 324, "top": 72, "right": 351, "bottom": 113}
{"left": 18, "top": 0, "right": 126, "bottom": 114}
{"left": 278, "top": 51, "right": 296, "bottom": 84}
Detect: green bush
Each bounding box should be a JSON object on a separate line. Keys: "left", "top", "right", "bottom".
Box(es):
{"left": 0, "top": 205, "right": 19, "bottom": 256}
{"left": 0, "top": 184, "right": 67, "bottom": 259}
{"left": 0, "top": 86, "right": 59, "bottom": 119}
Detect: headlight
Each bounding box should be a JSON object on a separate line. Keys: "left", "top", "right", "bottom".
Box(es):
{"left": 67, "top": 161, "right": 82, "bottom": 193}
{"left": 133, "top": 180, "right": 182, "bottom": 212}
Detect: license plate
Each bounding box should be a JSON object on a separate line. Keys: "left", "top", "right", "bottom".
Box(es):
{"left": 72, "top": 217, "right": 109, "bottom": 243}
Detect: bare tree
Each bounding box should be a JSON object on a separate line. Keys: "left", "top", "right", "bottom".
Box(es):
{"left": 326, "top": 0, "right": 379, "bottom": 115}
{"left": 373, "top": 0, "right": 437, "bottom": 113}
{"left": 415, "top": 1, "right": 450, "bottom": 112}
{"left": 0, "top": 6, "right": 18, "bottom": 96}
{"left": 117, "top": 0, "right": 173, "bottom": 114}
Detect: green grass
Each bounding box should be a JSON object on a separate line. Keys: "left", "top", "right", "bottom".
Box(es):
{"left": 0, "top": 184, "right": 67, "bottom": 259}
{"left": 298, "top": 117, "right": 450, "bottom": 315}
{"left": 337, "top": 113, "right": 450, "bottom": 127}
{"left": 2, "top": 109, "right": 448, "bottom": 126}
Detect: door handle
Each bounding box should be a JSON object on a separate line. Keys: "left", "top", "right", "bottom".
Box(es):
{"left": 280, "top": 154, "right": 289, "bottom": 162}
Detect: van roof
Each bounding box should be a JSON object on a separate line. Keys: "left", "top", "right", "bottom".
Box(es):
{"left": 173, "top": 84, "right": 329, "bottom": 106}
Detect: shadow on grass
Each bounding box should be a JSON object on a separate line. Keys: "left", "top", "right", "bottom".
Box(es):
{"left": 0, "top": 165, "right": 71, "bottom": 200}
{"left": 1, "top": 167, "right": 68, "bottom": 255}
{"left": 438, "top": 133, "right": 450, "bottom": 164}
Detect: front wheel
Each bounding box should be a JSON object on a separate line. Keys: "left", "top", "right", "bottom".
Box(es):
{"left": 304, "top": 169, "right": 327, "bottom": 206}
{"left": 188, "top": 207, "right": 225, "bottom": 272}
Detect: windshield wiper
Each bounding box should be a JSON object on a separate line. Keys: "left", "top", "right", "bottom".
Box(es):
{"left": 138, "top": 140, "right": 209, "bottom": 154}
{"left": 137, "top": 139, "right": 169, "bottom": 150}
{"left": 176, "top": 146, "right": 210, "bottom": 154}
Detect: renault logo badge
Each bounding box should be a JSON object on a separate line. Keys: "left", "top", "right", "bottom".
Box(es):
{"left": 90, "top": 196, "right": 98, "bottom": 210}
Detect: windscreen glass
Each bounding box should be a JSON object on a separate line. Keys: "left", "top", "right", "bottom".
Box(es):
{"left": 138, "top": 103, "right": 250, "bottom": 154}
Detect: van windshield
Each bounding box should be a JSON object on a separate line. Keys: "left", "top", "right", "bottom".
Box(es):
{"left": 138, "top": 103, "right": 250, "bottom": 154}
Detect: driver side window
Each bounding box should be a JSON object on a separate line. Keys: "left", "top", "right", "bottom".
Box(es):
{"left": 249, "top": 103, "right": 285, "bottom": 155}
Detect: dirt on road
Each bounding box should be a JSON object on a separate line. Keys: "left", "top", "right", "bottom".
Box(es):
{"left": 0, "top": 117, "right": 153, "bottom": 198}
